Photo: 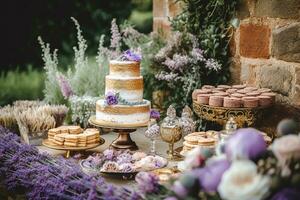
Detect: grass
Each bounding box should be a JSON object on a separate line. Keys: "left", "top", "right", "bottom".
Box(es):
{"left": 0, "top": 67, "right": 44, "bottom": 106}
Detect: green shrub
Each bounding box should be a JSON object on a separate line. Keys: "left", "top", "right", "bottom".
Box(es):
{"left": 0, "top": 67, "right": 44, "bottom": 106}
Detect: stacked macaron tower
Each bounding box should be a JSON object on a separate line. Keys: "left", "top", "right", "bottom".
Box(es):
{"left": 192, "top": 84, "right": 276, "bottom": 108}
{"left": 48, "top": 126, "right": 100, "bottom": 147}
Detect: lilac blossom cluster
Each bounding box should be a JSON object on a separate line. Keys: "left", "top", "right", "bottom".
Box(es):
{"left": 0, "top": 126, "right": 140, "bottom": 200}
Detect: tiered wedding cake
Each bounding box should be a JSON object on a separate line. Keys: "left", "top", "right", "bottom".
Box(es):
{"left": 96, "top": 52, "right": 151, "bottom": 126}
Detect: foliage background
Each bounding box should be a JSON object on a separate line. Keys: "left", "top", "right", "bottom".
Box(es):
{"left": 0, "top": 0, "right": 152, "bottom": 106}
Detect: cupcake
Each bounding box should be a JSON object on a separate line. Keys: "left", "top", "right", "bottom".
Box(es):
{"left": 261, "top": 92, "right": 276, "bottom": 103}
{"left": 211, "top": 92, "right": 228, "bottom": 97}
{"left": 246, "top": 91, "right": 261, "bottom": 97}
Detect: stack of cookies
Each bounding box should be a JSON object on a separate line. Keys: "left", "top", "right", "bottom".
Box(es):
{"left": 181, "top": 131, "right": 217, "bottom": 155}
{"left": 48, "top": 126, "right": 100, "bottom": 147}
{"left": 193, "top": 84, "right": 276, "bottom": 108}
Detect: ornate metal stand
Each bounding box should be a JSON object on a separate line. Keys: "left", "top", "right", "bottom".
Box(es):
{"left": 193, "top": 101, "right": 271, "bottom": 127}
{"left": 89, "top": 116, "right": 148, "bottom": 150}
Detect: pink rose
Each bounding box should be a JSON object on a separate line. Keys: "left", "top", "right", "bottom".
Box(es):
{"left": 272, "top": 135, "right": 300, "bottom": 177}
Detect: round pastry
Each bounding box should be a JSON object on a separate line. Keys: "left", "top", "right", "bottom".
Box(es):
{"left": 214, "top": 87, "right": 227, "bottom": 92}
{"left": 197, "top": 136, "right": 216, "bottom": 146}
{"left": 261, "top": 92, "right": 276, "bottom": 102}
{"left": 153, "top": 156, "right": 168, "bottom": 168}
{"left": 197, "top": 94, "right": 210, "bottom": 105}
{"left": 209, "top": 96, "right": 224, "bottom": 107}
{"left": 236, "top": 89, "right": 248, "bottom": 94}
{"left": 226, "top": 89, "right": 238, "bottom": 94}
{"left": 217, "top": 85, "right": 232, "bottom": 89}
{"left": 135, "top": 156, "right": 157, "bottom": 170}
{"left": 119, "top": 163, "right": 134, "bottom": 172}
{"left": 232, "top": 84, "right": 246, "bottom": 89}
{"left": 223, "top": 97, "right": 242, "bottom": 108}
{"left": 244, "top": 86, "right": 258, "bottom": 91}
{"left": 258, "top": 88, "right": 271, "bottom": 93}
{"left": 242, "top": 97, "right": 259, "bottom": 108}
{"left": 132, "top": 151, "right": 147, "bottom": 161}
{"left": 116, "top": 153, "right": 132, "bottom": 164}
{"left": 246, "top": 91, "right": 261, "bottom": 96}
{"left": 101, "top": 161, "right": 119, "bottom": 172}
{"left": 231, "top": 93, "right": 245, "bottom": 98}
{"left": 211, "top": 92, "right": 228, "bottom": 97}
{"left": 183, "top": 141, "right": 199, "bottom": 149}
{"left": 258, "top": 96, "right": 272, "bottom": 107}
{"left": 206, "top": 130, "right": 218, "bottom": 138}
{"left": 202, "top": 85, "right": 215, "bottom": 89}
{"left": 184, "top": 132, "right": 206, "bottom": 144}
{"left": 192, "top": 89, "right": 204, "bottom": 100}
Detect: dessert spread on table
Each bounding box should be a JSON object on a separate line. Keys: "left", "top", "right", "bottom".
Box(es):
{"left": 47, "top": 126, "right": 100, "bottom": 147}
{"left": 193, "top": 84, "right": 276, "bottom": 108}
{"left": 81, "top": 149, "right": 168, "bottom": 173}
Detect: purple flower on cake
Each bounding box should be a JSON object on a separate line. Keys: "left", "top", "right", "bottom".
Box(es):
{"left": 57, "top": 74, "right": 73, "bottom": 99}
{"left": 105, "top": 91, "right": 118, "bottom": 105}
{"left": 135, "top": 172, "right": 159, "bottom": 194}
{"left": 225, "top": 128, "right": 267, "bottom": 160}
{"left": 123, "top": 50, "right": 142, "bottom": 62}
{"left": 150, "top": 109, "right": 160, "bottom": 120}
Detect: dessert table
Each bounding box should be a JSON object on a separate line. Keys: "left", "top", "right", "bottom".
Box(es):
{"left": 38, "top": 128, "right": 181, "bottom": 186}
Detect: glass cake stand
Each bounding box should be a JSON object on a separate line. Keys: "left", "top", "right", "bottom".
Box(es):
{"left": 88, "top": 115, "right": 148, "bottom": 151}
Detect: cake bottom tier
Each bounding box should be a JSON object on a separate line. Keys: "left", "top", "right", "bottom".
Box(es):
{"left": 96, "top": 99, "right": 150, "bottom": 126}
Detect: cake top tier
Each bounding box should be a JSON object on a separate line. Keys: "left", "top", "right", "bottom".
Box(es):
{"left": 109, "top": 60, "right": 140, "bottom": 77}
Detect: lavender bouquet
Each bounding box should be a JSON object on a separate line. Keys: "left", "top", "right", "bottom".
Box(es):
{"left": 137, "top": 122, "right": 300, "bottom": 200}
{"left": 0, "top": 126, "right": 140, "bottom": 200}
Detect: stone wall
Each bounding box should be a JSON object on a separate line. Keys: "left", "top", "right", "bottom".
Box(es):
{"left": 152, "top": 0, "right": 182, "bottom": 37}
{"left": 230, "top": 0, "right": 300, "bottom": 107}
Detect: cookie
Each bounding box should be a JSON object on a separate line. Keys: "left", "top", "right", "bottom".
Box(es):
{"left": 246, "top": 91, "right": 261, "bottom": 97}
{"left": 197, "top": 136, "right": 216, "bottom": 146}
{"left": 64, "top": 141, "right": 78, "bottom": 147}
{"left": 183, "top": 141, "right": 199, "bottom": 149}
{"left": 67, "top": 126, "right": 83, "bottom": 134}
{"left": 231, "top": 93, "right": 245, "bottom": 98}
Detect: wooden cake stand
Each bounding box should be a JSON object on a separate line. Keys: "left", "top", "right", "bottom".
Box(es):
{"left": 42, "top": 138, "right": 105, "bottom": 158}
{"left": 193, "top": 101, "right": 271, "bottom": 127}
{"left": 89, "top": 115, "right": 148, "bottom": 151}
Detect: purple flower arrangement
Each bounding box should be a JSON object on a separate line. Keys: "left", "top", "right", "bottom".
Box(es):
{"left": 136, "top": 121, "right": 300, "bottom": 200}
{"left": 57, "top": 74, "right": 74, "bottom": 99}
{"left": 122, "top": 50, "right": 142, "bottom": 62}
{"left": 0, "top": 126, "right": 139, "bottom": 200}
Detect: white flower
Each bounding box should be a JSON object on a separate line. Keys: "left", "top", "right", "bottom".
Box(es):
{"left": 271, "top": 135, "right": 300, "bottom": 177}
{"left": 218, "top": 160, "right": 270, "bottom": 200}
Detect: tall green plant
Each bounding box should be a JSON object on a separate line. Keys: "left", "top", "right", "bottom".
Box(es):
{"left": 38, "top": 37, "right": 65, "bottom": 104}
{"left": 172, "top": 0, "right": 239, "bottom": 84}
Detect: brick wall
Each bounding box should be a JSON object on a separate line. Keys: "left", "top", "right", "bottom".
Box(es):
{"left": 230, "top": 0, "right": 300, "bottom": 107}
{"left": 153, "top": 0, "right": 300, "bottom": 107}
